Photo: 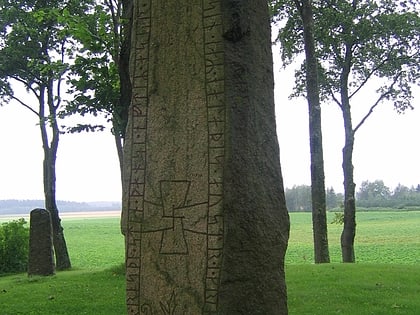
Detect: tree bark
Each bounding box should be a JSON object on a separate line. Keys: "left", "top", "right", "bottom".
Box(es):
{"left": 108, "top": 0, "right": 132, "bottom": 182}
{"left": 340, "top": 98, "right": 356, "bottom": 263}
{"left": 122, "top": 0, "right": 289, "bottom": 313}
{"left": 118, "top": 0, "right": 133, "bottom": 142}
{"left": 119, "top": 0, "right": 133, "bottom": 236}
{"left": 340, "top": 41, "right": 356, "bottom": 263}
{"left": 297, "top": 0, "right": 330, "bottom": 263}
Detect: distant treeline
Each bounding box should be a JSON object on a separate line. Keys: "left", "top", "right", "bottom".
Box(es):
{"left": 0, "top": 200, "right": 122, "bottom": 215}
{"left": 286, "top": 180, "right": 420, "bottom": 212}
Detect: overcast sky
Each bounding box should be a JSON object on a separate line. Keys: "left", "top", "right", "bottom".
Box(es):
{"left": 0, "top": 44, "right": 419, "bottom": 202}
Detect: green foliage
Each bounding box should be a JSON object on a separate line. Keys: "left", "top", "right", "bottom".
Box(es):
{"left": 64, "top": 1, "right": 129, "bottom": 138}
{"left": 272, "top": 0, "right": 420, "bottom": 113}
{"left": 0, "top": 218, "right": 29, "bottom": 275}
{"left": 330, "top": 211, "right": 344, "bottom": 225}
{"left": 0, "top": 0, "right": 102, "bottom": 128}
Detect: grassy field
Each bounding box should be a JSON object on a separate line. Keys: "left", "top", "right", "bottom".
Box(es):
{"left": 287, "top": 211, "right": 420, "bottom": 264}
{"left": 0, "top": 211, "right": 419, "bottom": 314}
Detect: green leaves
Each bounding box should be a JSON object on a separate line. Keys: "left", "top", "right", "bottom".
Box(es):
{"left": 273, "top": 0, "right": 420, "bottom": 112}
{"left": 63, "top": 0, "right": 129, "bottom": 137}
{"left": 0, "top": 218, "right": 29, "bottom": 275}
{"left": 1, "top": 0, "right": 126, "bottom": 136}
{"left": 0, "top": 2, "right": 72, "bottom": 93}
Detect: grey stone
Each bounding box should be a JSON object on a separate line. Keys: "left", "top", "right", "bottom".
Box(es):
{"left": 28, "top": 208, "right": 55, "bottom": 276}
{"left": 122, "top": 1, "right": 290, "bottom": 314}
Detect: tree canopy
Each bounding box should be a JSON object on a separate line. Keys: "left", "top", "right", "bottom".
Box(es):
{"left": 273, "top": 0, "right": 420, "bottom": 116}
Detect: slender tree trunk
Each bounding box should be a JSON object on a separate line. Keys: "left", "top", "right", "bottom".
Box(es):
{"left": 118, "top": 0, "right": 133, "bottom": 141}
{"left": 297, "top": 0, "right": 330, "bottom": 263}
{"left": 39, "top": 84, "right": 71, "bottom": 270}
{"left": 119, "top": 0, "right": 133, "bottom": 236}
{"left": 113, "top": 131, "right": 124, "bottom": 178}
{"left": 340, "top": 43, "right": 357, "bottom": 263}
{"left": 43, "top": 151, "right": 71, "bottom": 270}
{"left": 115, "top": 0, "right": 133, "bottom": 178}
{"left": 340, "top": 99, "right": 356, "bottom": 263}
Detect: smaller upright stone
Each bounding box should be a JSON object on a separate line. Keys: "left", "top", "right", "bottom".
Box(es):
{"left": 28, "top": 208, "right": 55, "bottom": 276}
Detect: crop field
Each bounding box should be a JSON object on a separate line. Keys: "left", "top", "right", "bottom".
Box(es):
{"left": 0, "top": 211, "right": 419, "bottom": 314}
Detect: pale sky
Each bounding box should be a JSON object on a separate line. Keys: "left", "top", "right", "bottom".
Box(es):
{"left": 0, "top": 46, "right": 419, "bottom": 202}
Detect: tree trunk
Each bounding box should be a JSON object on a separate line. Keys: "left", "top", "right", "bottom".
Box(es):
{"left": 113, "top": 131, "right": 124, "bottom": 179}
{"left": 119, "top": 0, "right": 133, "bottom": 236}
{"left": 40, "top": 84, "right": 71, "bottom": 271}
{"left": 340, "top": 100, "right": 356, "bottom": 263}
{"left": 118, "top": 0, "right": 133, "bottom": 143}
{"left": 340, "top": 44, "right": 356, "bottom": 263}
{"left": 122, "top": 0, "right": 289, "bottom": 314}
{"left": 297, "top": 0, "right": 330, "bottom": 263}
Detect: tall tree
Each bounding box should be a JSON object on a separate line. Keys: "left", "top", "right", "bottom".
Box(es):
{"left": 272, "top": 0, "right": 419, "bottom": 262}
{"left": 293, "top": 0, "right": 330, "bottom": 263}
{"left": 123, "top": 0, "right": 289, "bottom": 313}
{"left": 0, "top": 0, "right": 93, "bottom": 270}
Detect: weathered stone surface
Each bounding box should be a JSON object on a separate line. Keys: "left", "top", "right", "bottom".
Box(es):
{"left": 28, "top": 208, "right": 55, "bottom": 276}
{"left": 122, "top": 0, "right": 290, "bottom": 314}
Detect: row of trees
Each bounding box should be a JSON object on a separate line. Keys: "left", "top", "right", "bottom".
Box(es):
{"left": 272, "top": 0, "right": 419, "bottom": 262}
{"left": 286, "top": 181, "right": 420, "bottom": 211}
{"left": 357, "top": 180, "right": 420, "bottom": 208}
{"left": 286, "top": 186, "right": 342, "bottom": 212}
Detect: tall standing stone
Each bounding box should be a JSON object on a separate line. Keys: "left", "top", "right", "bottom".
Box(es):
{"left": 122, "top": 1, "right": 290, "bottom": 314}
{"left": 28, "top": 208, "right": 55, "bottom": 276}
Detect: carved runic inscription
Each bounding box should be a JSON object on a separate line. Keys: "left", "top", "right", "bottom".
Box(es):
{"left": 125, "top": 1, "right": 225, "bottom": 314}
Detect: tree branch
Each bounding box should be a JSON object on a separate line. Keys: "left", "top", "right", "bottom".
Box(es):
{"left": 330, "top": 89, "right": 342, "bottom": 108}
{"left": 353, "top": 72, "right": 402, "bottom": 134}
{"left": 9, "top": 94, "right": 40, "bottom": 117}
{"left": 9, "top": 76, "right": 40, "bottom": 96}
{"left": 349, "top": 42, "right": 404, "bottom": 99}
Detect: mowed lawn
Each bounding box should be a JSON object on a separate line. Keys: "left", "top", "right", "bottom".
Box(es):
{"left": 0, "top": 211, "right": 419, "bottom": 314}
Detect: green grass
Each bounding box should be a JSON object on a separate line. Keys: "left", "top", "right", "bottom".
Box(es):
{"left": 0, "top": 266, "right": 126, "bottom": 314}
{"left": 287, "top": 211, "right": 420, "bottom": 264}
{"left": 0, "top": 211, "right": 419, "bottom": 314}
{"left": 287, "top": 263, "right": 420, "bottom": 315}
{"left": 63, "top": 218, "right": 125, "bottom": 269}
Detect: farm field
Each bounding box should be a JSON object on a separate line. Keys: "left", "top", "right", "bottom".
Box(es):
{"left": 0, "top": 211, "right": 419, "bottom": 314}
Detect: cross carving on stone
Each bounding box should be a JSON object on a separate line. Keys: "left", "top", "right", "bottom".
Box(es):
{"left": 143, "top": 180, "right": 208, "bottom": 255}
